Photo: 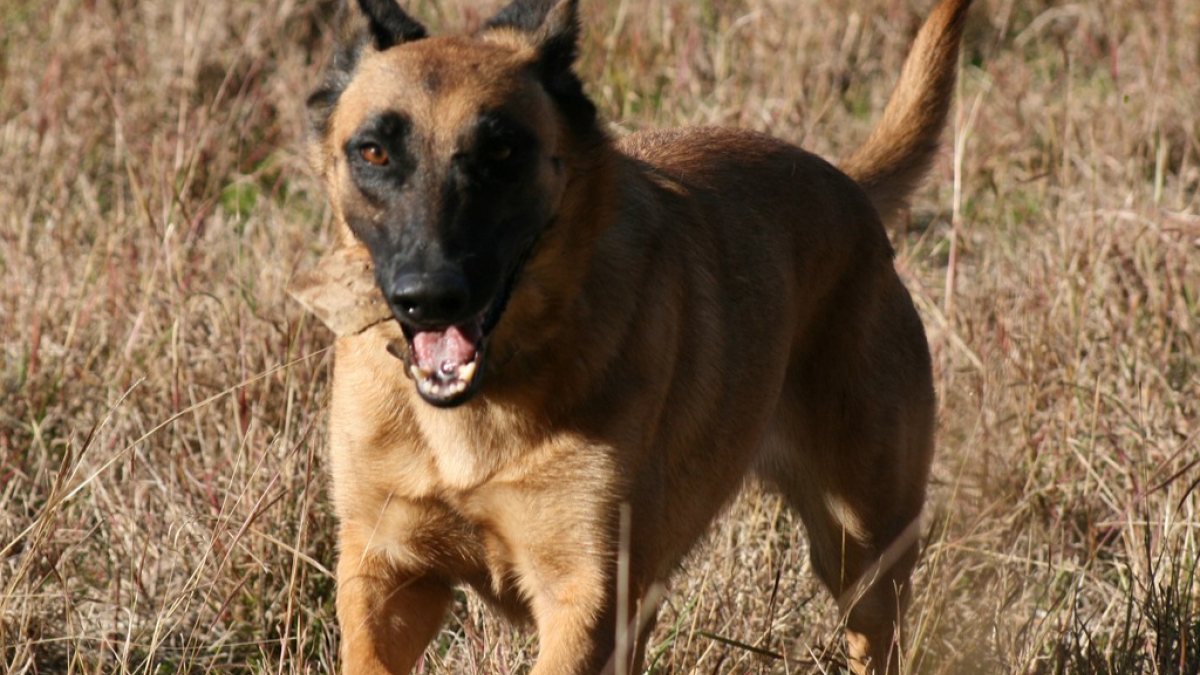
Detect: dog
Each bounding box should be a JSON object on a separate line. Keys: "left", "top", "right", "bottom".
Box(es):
{"left": 295, "top": 0, "right": 971, "bottom": 672}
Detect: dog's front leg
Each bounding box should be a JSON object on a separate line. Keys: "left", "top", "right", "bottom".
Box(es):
{"left": 528, "top": 592, "right": 615, "bottom": 675}
{"left": 525, "top": 563, "right": 658, "bottom": 675}
{"left": 335, "top": 531, "right": 452, "bottom": 675}
{"left": 510, "top": 509, "right": 656, "bottom": 675}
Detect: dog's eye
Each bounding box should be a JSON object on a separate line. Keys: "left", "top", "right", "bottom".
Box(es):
{"left": 360, "top": 143, "right": 389, "bottom": 166}
{"left": 485, "top": 144, "right": 512, "bottom": 163}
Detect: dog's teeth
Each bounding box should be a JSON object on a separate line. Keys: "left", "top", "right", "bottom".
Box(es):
{"left": 410, "top": 365, "right": 433, "bottom": 380}
{"left": 458, "top": 361, "right": 477, "bottom": 383}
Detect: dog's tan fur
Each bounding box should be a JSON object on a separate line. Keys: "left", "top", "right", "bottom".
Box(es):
{"left": 301, "top": 0, "right": 971, "bottom": 672}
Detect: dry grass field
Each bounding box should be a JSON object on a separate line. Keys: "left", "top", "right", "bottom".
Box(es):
{"left": 2, "top": 0, "right": 1198, "bottom": 672}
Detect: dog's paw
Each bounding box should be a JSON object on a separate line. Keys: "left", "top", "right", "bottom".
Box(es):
{"left": 288, "top": 248, "right": 393, "bottom": 336}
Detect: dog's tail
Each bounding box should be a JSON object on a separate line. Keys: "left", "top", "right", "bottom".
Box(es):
{"left": 839, "top": 0, "right": 972, "bottom": 229}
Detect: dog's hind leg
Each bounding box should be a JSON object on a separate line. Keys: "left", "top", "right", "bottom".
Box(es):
{"left": 757, "top": 414, "right": 928, "bottom": 674}
{"left": 757, "top": 328, "right": 934, "bottom": 674}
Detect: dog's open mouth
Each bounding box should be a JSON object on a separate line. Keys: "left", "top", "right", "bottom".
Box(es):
{"left": 402, "top": 320, "right": 486, "bottom": 406}
{"left": 393, "top": 254, "right": 527, "bottom": 407}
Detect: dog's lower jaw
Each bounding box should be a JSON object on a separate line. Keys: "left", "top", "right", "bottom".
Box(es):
{"left": 410, "top": 352, "right": 484, "bottom": 407}
{"left": 393, "top": 323, "right": 486, "bottom": 407}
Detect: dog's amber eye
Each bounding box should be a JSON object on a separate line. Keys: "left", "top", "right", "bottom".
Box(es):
{"left": 486, "top": 145, "right": 512, "bottom": 162}
{"left": 360, "top": 144, "right": 389, "bottom": 166}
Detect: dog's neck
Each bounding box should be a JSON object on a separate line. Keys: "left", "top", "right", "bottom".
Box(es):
{"left": 472, "top": 140, "right": 656, "bottom": 416}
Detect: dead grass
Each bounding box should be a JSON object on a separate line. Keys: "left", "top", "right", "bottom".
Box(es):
{"left": 2, "top": 0, "right": 1197, "bottom": 673}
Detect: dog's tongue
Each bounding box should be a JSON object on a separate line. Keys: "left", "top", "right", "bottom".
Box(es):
{"left": 412, "top": 323, "right": 481, "bottom": 373}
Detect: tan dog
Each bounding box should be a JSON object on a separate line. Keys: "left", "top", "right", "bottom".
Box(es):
{"left": 294, "top": 0, "right": 971, "bottom": 672}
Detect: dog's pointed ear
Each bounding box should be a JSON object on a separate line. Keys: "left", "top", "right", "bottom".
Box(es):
{"left": 353, "top": 0, "right": 427, "bottom": 51}
{"left": 328, "top": 0, "right": 425, "bottom": 57}
{"left": 350, "top": 0, "right": 429, "bottom": 49}
{"left": 307, "top": 0, "right": 426, "bottom": 149}
{"left": 482, "top": 0, "right": 598, "bottom": 135}
{"left": 483, "top": 0, "right": 581, "bottom": 70}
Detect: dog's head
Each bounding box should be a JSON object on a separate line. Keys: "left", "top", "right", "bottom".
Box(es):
{"left": 307, "top": 0, "right": 603, "bottom": 407}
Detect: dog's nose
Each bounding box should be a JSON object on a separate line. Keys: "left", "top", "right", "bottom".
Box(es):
{"left": 388, "top": 269, "right": 471, "bottom": 326}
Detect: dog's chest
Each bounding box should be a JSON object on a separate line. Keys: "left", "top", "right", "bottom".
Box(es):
{"left": 408, "top": 398, "right": 537, "bottom": 492}
{"left": 421, "top": 420, "right": 487, "bottom": 489}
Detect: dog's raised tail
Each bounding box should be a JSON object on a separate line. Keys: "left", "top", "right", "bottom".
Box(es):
{"left": 839, "top": 0, "right": 972, "bottom": 229}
